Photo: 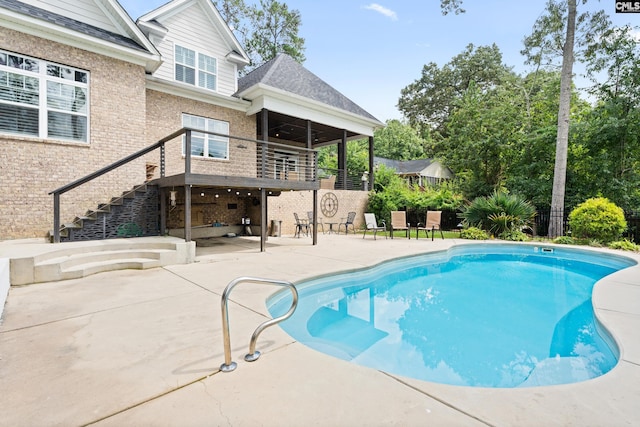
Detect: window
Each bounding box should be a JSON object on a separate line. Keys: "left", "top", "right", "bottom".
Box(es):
{"left": 0, "top": 50, "right": 88, "bottom": 142}
{"left": 182, "top": 113, "right": 229, "bottom": 159}
{"left": 274, "top": 150, "right": 298, "bottom": 179}
{"left": 175, "top": 45, "right": 217, "bottom": 91}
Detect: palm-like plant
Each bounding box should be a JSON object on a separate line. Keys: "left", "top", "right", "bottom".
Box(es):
{"left": 460, "top": 191, "right": 536, "bottom": 236}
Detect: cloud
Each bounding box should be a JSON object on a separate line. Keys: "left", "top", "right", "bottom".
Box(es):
{"left": 363, "top": 3, "right": 398, "bottom": 21}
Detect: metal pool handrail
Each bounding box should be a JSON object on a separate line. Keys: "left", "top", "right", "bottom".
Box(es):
{"left": 220, "top": 276, "right": 298, "bottom": 373}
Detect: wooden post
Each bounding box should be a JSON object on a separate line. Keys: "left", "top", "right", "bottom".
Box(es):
{"left": 184, "top": 185, "right": 191, "bottom": 242}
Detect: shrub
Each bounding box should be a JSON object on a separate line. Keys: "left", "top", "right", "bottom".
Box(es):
{"left": 499, "top": 230, "right": 530, "bottom": 241}
{"left": 459, "top": 191, "right": 536, "bottom": 235}
{"left": 460, "top": 227, "right": 489, "bottom": 240}
{"left": 568, "top": 197, "right": 627, "bottom": 243}
{"left": 553, "top": 236, "right": 575, "bottom": 245}
{"left": 608, "top": 239, "right": 640, "bottom": 252}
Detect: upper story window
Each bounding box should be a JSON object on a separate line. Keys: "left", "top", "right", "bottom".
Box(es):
{"left": 175, "top": 45, "right": 217, "bottom": 91}
{"left": 0, "top": 50, "right": 89, "bottom": 142}
{"left": 182, "top": 113, "right": 229, "bottom": 160}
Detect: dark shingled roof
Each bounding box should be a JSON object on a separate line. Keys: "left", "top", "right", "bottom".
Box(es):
{"left": 237, "top": 53, "right": 380, "bottom": 122}
{"left": 0, "top": 0, "right": 148, "bottom": 52}
{"left": 374, "top": 156, "right": 435, "bottom": 174}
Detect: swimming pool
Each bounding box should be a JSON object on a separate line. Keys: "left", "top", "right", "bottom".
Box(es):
{"left": 267, "top": 243, "right": 636, "bottom": 388}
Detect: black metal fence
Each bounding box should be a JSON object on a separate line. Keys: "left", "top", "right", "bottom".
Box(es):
{"left": 534, "top": 209, "right": 640, "bottom": 243}
{"left": 402, "top": 208, "right": 640, "bottom": 243}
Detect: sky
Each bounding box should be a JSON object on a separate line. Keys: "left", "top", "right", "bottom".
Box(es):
{"left": 118, "top": 1, "right": 639, "bottom": 123}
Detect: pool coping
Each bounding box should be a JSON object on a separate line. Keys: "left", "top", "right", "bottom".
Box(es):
{"left": 1, "top": 236, "right": 639, "bottom": 426}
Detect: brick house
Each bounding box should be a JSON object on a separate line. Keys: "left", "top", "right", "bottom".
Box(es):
{"left": 0, "top": 0, "right": 383, "bottom": 247}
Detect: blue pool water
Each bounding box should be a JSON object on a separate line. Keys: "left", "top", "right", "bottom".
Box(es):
{"left": 267, "top": 244, "right": 636, "bottom": 388}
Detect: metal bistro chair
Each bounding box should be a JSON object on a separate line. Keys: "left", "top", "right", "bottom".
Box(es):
{"left": 307, "top": 211, "right": 324, "bottom": 234}
{"left": 293, "top": 212, "right": 310, "bottom": 238}
{"left": 338, "top": 211, "right": 356, "bottom": 235}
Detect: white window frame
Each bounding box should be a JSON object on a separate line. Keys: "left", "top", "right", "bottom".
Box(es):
{"left": 0, "top": 49, "right": 89, "bottom": 142}
{"left": 174, "top": 45, "right": 217, "bottom": 91}
{"left": 182, "top": 113, "right": 229, "bottom": 160}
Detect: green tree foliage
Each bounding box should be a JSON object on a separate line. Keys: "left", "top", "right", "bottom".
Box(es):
{"left": 317, "top": 139, "right": 369, "bottom": 178}
{"left": 367, "top": 165, "right": 463, "bottom": 226}
{"left": 398, "top": 43, "right": 514, "bottom": 136}
{"left": 568, "top": 197, "right": 627, "bottom": 242}
{"left": 441, "top": 79, "right": 524, "bottom": 198}
{"left": 213, "top": 0, "right": 305, "bottom": 72}
{"left": 520, "top": 0, "right": 611, "bottom": 237}
{"left": 374, "top": 119, "right": 427, "bottom": 160}
{"left": 571, "top": 25, "right": 640, "bottom": 210}
{"left": 245, "top": 0, "right": 305, "bottom": 68}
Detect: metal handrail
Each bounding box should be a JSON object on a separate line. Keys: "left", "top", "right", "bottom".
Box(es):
{"left": 48, "top": 128, "right": 186, "bottom": 243}
{"left": 220, "top": 276, "right": 298, "bottom": 373}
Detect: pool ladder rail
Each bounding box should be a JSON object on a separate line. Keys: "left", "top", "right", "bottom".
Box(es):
{"left": 220, "top": 276, "right": 298, "bottom": 373}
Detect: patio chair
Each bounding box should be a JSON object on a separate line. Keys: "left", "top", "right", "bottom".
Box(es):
{"left": 338, "top": 211, "right": 357, "bottom": 234}
{"left": 307, "top": 211, "right": 324, "bottom": 234}
{"left": 363, "top": 213, "right": 387, "bottom": 240}
{"left": 320, "top": 175, "right": 336, "bottom": 189}
{"left": 293, "top": 212, "right": 310, "bottom": 238}
{"left": 416, "top": 210, "right": 444, "bottom": 240}
{"left": 390, "top": 210, "right": 410, "bottom": 239}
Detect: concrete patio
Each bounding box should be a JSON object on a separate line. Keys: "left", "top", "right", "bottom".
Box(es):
{"left": 1, "top": 234, "right": 639, "bottom": 426}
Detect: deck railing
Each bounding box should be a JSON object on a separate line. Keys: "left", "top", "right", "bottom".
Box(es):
{"left": 49, "top": 128, "right": 319, "bottom": 243}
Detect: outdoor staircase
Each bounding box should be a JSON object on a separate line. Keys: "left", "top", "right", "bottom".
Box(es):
{"left": 9, "top": 237, "right": 195, "bottom": 286}
{"left": 51, "top": 184, "right": 160, "bottom": 242}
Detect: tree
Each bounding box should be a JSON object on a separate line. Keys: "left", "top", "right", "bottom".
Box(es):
{"left": 214, "top": 0, "right": 248, "bottom": 38}
{"left": 441, "top": 78, "right": 525, "bottom": 198}
{"left": 245, "top": 0, "right": 305, "bottom": 69}
{"left": 373, "top": 119, "right": 427, "bottom": 160}
{"left": 441, "top": 0, "right": 612, "bottom": 237}
{"left": 213, "top": 0, "right": 305, "bottom": 73}
{"left": 398, "top": 43, "right": 513, "bottom": 137}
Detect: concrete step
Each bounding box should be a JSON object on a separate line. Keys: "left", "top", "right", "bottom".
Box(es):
{"left": 59, "top": 257, "right": 163, "bottom": 281}
{"left": 34, "top": 249, "right": 176, "bottom": 283}
{"left": 10, "top": 238, "right": 195, "bottom": 285}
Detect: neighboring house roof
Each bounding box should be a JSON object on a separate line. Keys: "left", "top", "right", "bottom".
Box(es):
{"left": 236, "top": 53, "right": 384, "bottom": 138}
{"left": 0, "top": 0, "right": 161, "bottom": 71}
{"left": 137, "top": 0, "right": 250, "bottom": 66}
{"left": 374, "top": 157, "right": 434, "bottom": 174}
{"left": 374, "top": 156, "right": 454, "bottom": 179}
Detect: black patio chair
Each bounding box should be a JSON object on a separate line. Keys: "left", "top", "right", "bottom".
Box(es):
{"left": 293, "top": 212, "right": 310, "bottom": 237}
{"left": 307, "top": 211, "right": 324, "bottom": 234}
{"left": 338, "top": 211, "right": 357, "bottom": 235}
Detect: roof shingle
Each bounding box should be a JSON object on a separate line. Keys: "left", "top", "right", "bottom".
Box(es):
{"left": 0, "top": 0, "right": 148, "bottom": 52}
{"left": 237, "top": 53, "right": 380, "bottom": 122}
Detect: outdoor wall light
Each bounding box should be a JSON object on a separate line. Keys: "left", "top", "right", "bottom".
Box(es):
{"left": 200, "top": 192, "right": 205, "bottom": 197}
{"left": 236, "top": 191, "right": 240, "bottom": 195}
{"left": 215, "top": 194, "right": 219, "bottom": 198}
{"left": 227, "top": 188, "right": 231, "bottom": 192}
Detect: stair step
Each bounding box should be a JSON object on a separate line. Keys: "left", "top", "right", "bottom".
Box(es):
{"left": 56, "top": 182, "right": 155, "bottom": 242}
{"left": 60, "top": 258, "right": 163, "bottom": 281}
{"left": 61, "top": 223, "right": 81, "bottom": 230}
{"left": 34, "top": 248, "right": 176, "bottom": 283}
{"left": 11, "top": 238, "right": 195, "bottom": 285}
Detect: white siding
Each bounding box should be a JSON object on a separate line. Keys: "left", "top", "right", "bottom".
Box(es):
{"left": 19, "top": 0, "right": 120, "bottom": 33}
{"left": 150, "top": 2, "right": 238, "bottom": 97}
